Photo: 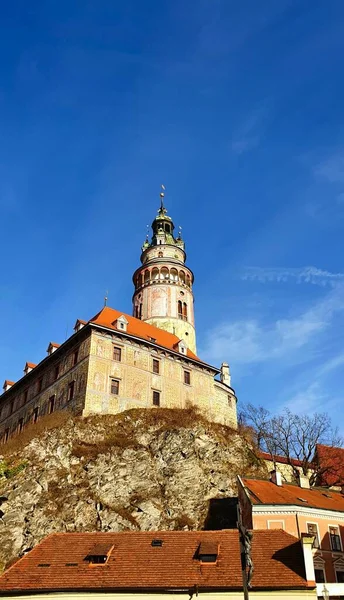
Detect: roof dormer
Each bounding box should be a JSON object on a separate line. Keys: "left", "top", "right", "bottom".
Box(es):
{"left": 24, "top": 362, "right": 36, "bottom": 375}
{"left": 47, "top": 342, "right": 60, "bottom": 356}
{"left": 113, "top": 315, "right": 128, "bottom": 332}
{"left": 3, "top": 380, "right": 14, "bottom": 393}
{"left": 74, "top": 319, "right": 87, "bottom": 333}
{"left": 174, "top": 339, "right": 187, "bottom": 355}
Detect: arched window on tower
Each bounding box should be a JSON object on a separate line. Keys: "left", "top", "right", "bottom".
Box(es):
{"left": 183, "top": 302, "right": 188, "bottom": 320}
{"left": 158, "top": 251, "right": 163, "bottom": 257}
{"left": 178, "top": 301, "right": 183, "bottom": 319}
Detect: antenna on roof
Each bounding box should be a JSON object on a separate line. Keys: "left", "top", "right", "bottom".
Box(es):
{"left": 104, "top": 290, "right": 108, "bottom": 307}
{"left": 160, "top": 184, "right": 165, "bottom": 210}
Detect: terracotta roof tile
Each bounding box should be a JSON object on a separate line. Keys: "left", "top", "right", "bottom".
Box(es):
{"left": 315, "top": 444, "right": 344, "bottom": 487}
{"left": 259, "top": 451, "right": 305, "bottom": 468}
{"left": 0, "top": 530, "right": 312, "bottom": 593}
{"left": 3, "top": 380, "right": 14, "bottom": 386}
{"left": 243, "top": 478, "right": 344, "bottom": 511}
{"left": 25, "top": 362, "right": 36, "bottom": 370}
{"left": 89, "top": 307, "right": 203, "bottom": 364}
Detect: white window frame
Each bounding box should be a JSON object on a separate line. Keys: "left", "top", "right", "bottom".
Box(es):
{"left": 267, "top": 519, "right": 285, "bottom": 530}
{"left": 328, "top": 524, "right": 343, "bottom": 552}
{"left": 306, "top": 521, "right": 321, "bottom": 549}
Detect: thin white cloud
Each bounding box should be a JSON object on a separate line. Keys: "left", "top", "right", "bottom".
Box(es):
{"left": 230, "top": 104, "right": 270, "bottom": 155}
{"left": 201, "top": 283, "right": 344, "bottom": 366}
{"left": 314, "top": 152, "right": 344, "bottom": 184}
{"left": 241, "top": 266, "right": 344, "bottom": 287}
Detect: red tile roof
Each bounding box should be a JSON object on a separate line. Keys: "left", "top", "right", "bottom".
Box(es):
{"left": 3, "top": 380, "right": 14, "bottom": 386}
{"left": 259, "top": 451, "right": 305, "bottom": 468}
{"left": 24, "top": 362, "right": 36, "bottom": 370}
{"left": 89, "top": 307, "right": 202, "bottom": 363}
{"left": 0, "top": 530, "right": 312, "bottom": 593}
{"left": 315, "top": 444, "right": 344, "bottom": 487}
{"left": 243, "top": 478, "right": 344, "bottom": 512}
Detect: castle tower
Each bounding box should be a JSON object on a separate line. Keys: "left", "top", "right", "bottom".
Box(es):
{"left": 132, "top": 187, "right": 196, "bottom": 353}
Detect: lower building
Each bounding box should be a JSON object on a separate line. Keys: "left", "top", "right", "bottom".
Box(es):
{"left": 238, "top": 473, "right": 344, "bottom": 598}
{"left": 0, "top": 306, "right": 237, "bottom": 444}
{"left": 0, "top": 530, "right": 316, "bottom": 598}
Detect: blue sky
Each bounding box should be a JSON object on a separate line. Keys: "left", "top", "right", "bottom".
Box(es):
{"left": 1, "top": 0, "right": 344, "bottom": 419}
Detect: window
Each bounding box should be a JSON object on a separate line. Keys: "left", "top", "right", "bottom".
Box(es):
{"left": 178, "top": 300, "right": 183, "bottom": 319}
{"left": 153, "top": 391, "right": 160, "bottom": 406}
{"left": 314, "top": 569, "right": 325, "bottom": 583}
{"left": 113, "top": 347, "right": 122, "bottom": 362}
{"left": 37, "top": 377, "right": 43, "bottom": 393}
{"left": 228, "top": 395, "right": 232, "bottom": 407}
{"left": 336, "top": 570, "right": 344, "bottom": 583}
{"left": 152, "top": 359, "right": 160, "bottom": 374}
{"left": 4, "top": 428, "right": 9, "bottom": 443}
{"left": 330, "top": 526, "right": 342, "bottom": 551}
{"left": 68, "top": 381, "right": 75, "bottom": 402}
{"left": 73, "top": 349, "right": 79, "bottom": 366}
{"left": 88, "top": 555, "right": 108, "bottom": 564}
{"left": 17, "top": 418, "right": 24, "bottom": 434}
{"left": 9, "top": 400, "right": 14, "bottom": 414}
{"left": 23, "top": 389, "right": 28, "bottom": 403}
{"left": 33, "top": 407, "right": 39, "bottom": 424}
{"left": 111, "top": 379, "right": 119, "bottom": 395}
{"left": 184, "top": 371, "right": 191, "bottom": 385}
{"left": 49, "top": 396, "right": 55, "bottom": 414}
{"left": 183, "top": 302, "right": 188, "bottom": 320}
{"left": 307, "top": 523, "right": 320, "bottom": 548}
{"left": 54, "top": 365, "right": 60, "bottom": 381}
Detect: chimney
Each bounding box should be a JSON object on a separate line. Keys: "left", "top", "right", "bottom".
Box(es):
{"left": 301, "top": 534, "right": 316, "bottom": 583}
{"left": 2, "top": 380, "right": 14, "bottom": 393}
{"left": 270, "top": 469, "right": 283, "bottom": 486}
{"left": 220, "top": 363, "right": 231, "bottom": 386}
{"left": 47, "top": 342, "right": 60, "bottom": 356}
{"left": 298, "top": 473, "right": 310, "bottom": 489}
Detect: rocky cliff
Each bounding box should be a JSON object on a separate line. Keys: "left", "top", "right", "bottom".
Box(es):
{"left": 0, "top": 408, "right": 267, "bottom": 571}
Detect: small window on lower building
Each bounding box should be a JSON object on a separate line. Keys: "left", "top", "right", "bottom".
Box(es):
{"left": 111, "top": 379, "right": 119, "bottom": 395}
{"left": 330, "top": 526, "right": 342, "bottom": 551}
{"left": 184, "top": 371, "right": 191, "bottom": 385}
{"left": 336, "top": 570, "right": 344, "bottom": 583}
{"left": 73, "top": 349, "right": 79, "bottom": 366}
{"left": 307, "top": 523, "right": 320, "bottom": 548}
{"left": 17, "top": 418, "right": 24, "bottom": 434}
{"left": 68, "top": 381, "right": 75, "bottom": 402}
{"left": 23, "top": 389, "right": 28, "bottom": 403}
{"left": 49, "top": 396, "right": 55, "bottom": 414}
{"left": 153, "top": 391, "right": 160, "bottom": 406}
{"left": 152, "top": 359, "right": 160, "bottom": 374}
{"left": 314, "top": 569, "right": 325, "bottom": 583}
{"left": 4, "top": 428, "right": 9, "bottom": 443}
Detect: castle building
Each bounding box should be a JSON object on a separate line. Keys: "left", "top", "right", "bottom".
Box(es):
{"left": 0, "top": 191, "right": 237, "bottom": 443}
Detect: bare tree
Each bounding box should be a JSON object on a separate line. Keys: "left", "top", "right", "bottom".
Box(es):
{"left": 240, "top": 404, "right": 344, "bottom": 486}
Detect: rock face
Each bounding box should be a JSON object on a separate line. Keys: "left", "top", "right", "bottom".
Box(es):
{"left": 0, "top": 408, "right": 266, "bottom": 571}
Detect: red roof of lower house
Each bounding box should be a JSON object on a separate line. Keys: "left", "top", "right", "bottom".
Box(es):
{"left": 89, "top": 307, "right": 202, "bottom": 363}
{"left": 0, "top": 530, "right": 312, "bottom": 593}
{"left": 243, "top": 478, "right": 344, "bottom": 511}
{"left": 315, "top": 444, "right": 344, "bottom": 487}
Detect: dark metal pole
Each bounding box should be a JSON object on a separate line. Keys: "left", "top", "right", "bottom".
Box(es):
{"left": 237, "top": 505, "right": 250, "bottom": 600}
